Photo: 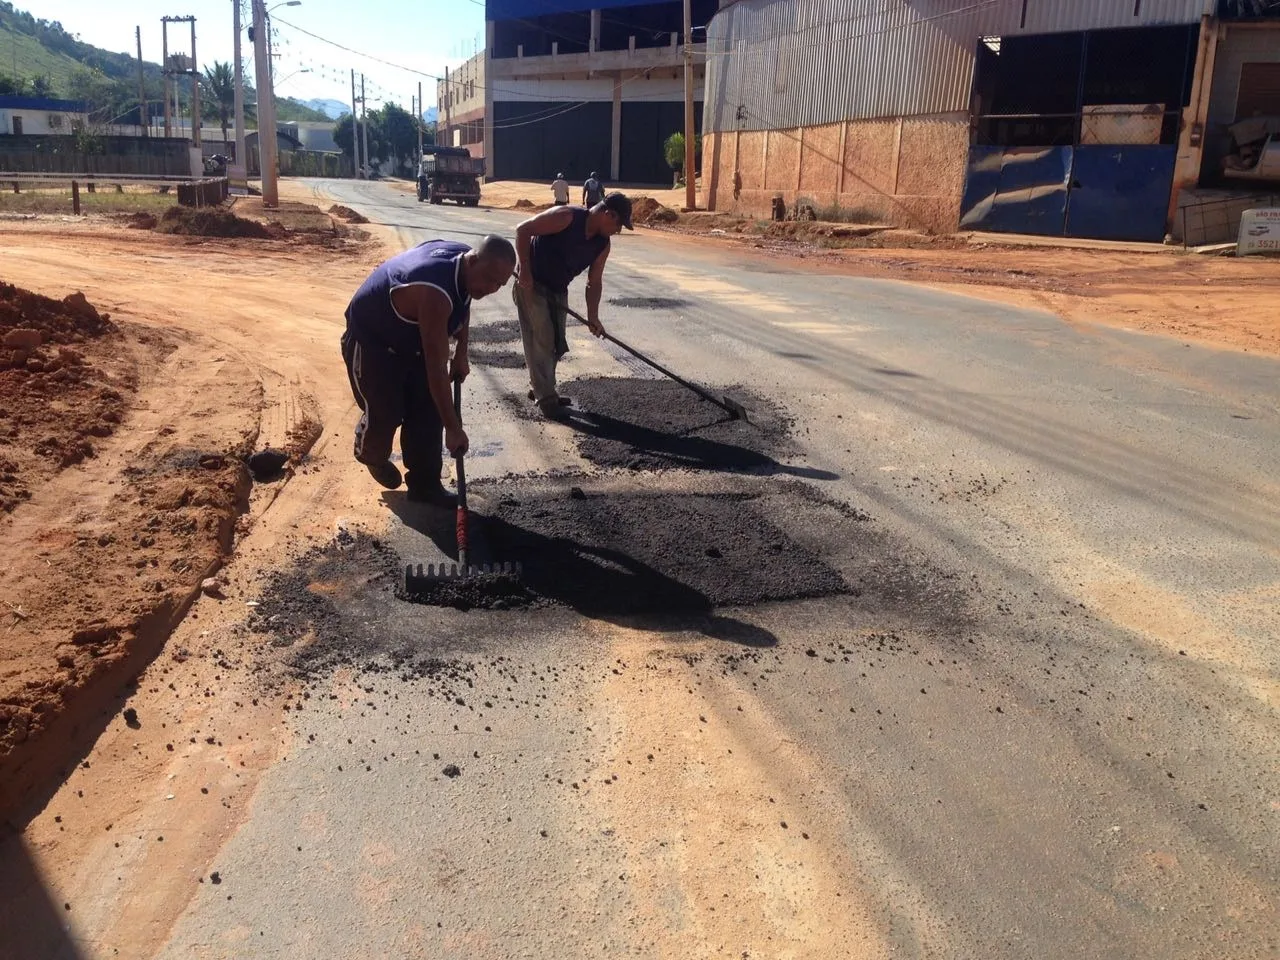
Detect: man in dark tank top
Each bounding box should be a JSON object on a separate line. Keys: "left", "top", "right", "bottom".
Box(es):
{"left": 513, "top": 192, "right": 633, "bottom": 419}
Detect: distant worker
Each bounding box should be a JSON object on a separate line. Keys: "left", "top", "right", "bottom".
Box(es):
{"left": 582, "top": 171, "right": 603, "bottom": 207}
{"left": 342, "top": 235, "right": 516, "bottom": 504}
{"left": 551, "top": 172, "right": 570, "bottom": 206}
{"left": 514, "top": 192, "right": 633, "bottom": 420}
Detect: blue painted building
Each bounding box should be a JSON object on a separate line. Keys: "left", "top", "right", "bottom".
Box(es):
{"left": 0, "top": 96, "right": 88, "bottom": 136}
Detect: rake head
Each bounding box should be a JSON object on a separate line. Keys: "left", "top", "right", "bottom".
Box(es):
{"left": 404, "top": 561, "right": 523, "bottom": 592}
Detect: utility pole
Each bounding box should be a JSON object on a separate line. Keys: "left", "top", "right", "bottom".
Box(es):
{"left": 417, "top": 80, "right": 424, "bottom": 158}
{"left": 232, "top": 0, "right": 247, "bottom": 178}
{"left": 683, "top": 0, "right": 695, "bottom": 211}
{"left": 162, "top": 22, "right": 171, "bottom": 136}
{"left": 350, "top": 68, "right": 361, "bottom": 178}
{"left": 190, "top": 21, "right": 200, "bottom": 148}
{"left": 360, "top": 73, "right": 370, "bottom": 180}
{"left": 251, "top": 0, "right": 278, "bottom": 206}
{"left": 136, "top": 27, "right": 147, "bottom": 136}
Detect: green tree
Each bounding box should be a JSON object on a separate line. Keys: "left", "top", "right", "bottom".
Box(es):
{"left": 663, "top": 131, "right": 702, "bottom": 185}
{"left": 381, "top": 102, "right": 417, "bottom": 169}
{"left": 30, "top": 74, "right": 53, "bottom": 97}
{"left": 202, "top": 61, "right": 235, "bottom": 143}
{"left": 0, "top": 73, "right": 30, "bottom": 95}
{"left": 67, "top": 67, "right": 126, "bottom": 123}
{"left": 333, "top": 112, "right": 356, "bottom": 158}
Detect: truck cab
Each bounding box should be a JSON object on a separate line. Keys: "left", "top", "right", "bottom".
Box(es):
{"left": 417, "top": 146, "right": 483, "bottom": 206}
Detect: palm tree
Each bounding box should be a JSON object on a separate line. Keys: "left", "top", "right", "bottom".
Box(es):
{"left": 203, "top": 61, "right": 236, "bottom": 144}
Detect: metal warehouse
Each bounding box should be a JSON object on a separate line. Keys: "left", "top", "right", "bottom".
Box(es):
{"left": 701, "top": 0, "right": 1280, "bottom": 242}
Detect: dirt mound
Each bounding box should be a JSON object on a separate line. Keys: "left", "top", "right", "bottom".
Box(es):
{"left": 514, "top": 199, "right": 536, "bottom": 209}
{"left": 120, "top": 212, "right": 158, "bottom": 230}
{"left": 155, "top": 206, "right": 276, "bottom": 239}
{"left": 328, "top": 204, "right": 369, "bottom": 224}
{"left": 0, "top": 283, "right": 130, "bottom": 511}
{"left": 557, "top": 377, "right": 794, "bottom": 473}
{"left": 631, "top": 196, "right": 679, "bottom": 225}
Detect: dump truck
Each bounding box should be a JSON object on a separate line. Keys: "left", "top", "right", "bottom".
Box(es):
{"left": 417, "top": 147, "right": 483, "bottom": 206}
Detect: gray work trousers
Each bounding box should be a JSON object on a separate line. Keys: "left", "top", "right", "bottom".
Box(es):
{"left": 514, "top": 283, "right": 569, "bottom": 403}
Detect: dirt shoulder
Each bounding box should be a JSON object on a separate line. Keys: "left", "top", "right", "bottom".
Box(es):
{"left": 0, "top": 208, "right": 379, "bottom": 820}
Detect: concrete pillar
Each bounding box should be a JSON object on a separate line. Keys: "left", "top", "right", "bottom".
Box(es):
{"left": 891, "top": 117, "right": 903, "bottom": 195}
{"left": 484, "top": 28, "right": 495, "bottom": 181}
{"left": 1167, "top": 15, "right": 1221, "bottom": 239}
{"left": 611, "top": 72, "right": 623, "bottom": 181}
{"left": 837, "top": 119, "right": 848, "bottom": 195}
{"left": 796, "top": 125, "right": 805, "bottom": 192}
{"left": 590, "top": 9, "right": 601, "bottom": 54}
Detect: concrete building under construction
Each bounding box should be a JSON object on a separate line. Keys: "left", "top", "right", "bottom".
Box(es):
{"left": 700, "top": 0, "right": 1280, "bottom": 242}
{"left": 439, "top": 0, "right": 716, "bottom": 185}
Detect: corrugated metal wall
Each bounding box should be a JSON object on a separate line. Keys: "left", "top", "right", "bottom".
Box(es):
{"left": 706, "top": 0, "right": 1213, "bottom": 131}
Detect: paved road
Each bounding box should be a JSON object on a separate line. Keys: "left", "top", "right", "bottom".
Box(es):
{"left": 89, "top": 181, "right": 1280, "bottom": 957}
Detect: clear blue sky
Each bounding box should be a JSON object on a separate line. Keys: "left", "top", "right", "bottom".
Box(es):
{"left": 26, "top": 0, "right": 485, "bottom": 109}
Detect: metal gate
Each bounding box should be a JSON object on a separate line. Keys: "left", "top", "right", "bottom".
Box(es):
{"left": 960, "top": 144, "right": 1177, "bottom": 242}
{"left": 1065, "top": 145, "right": 1177, "bottom": 241}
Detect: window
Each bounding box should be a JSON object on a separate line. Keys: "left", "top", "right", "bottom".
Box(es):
{"left": 12, "top": 115, "right": 23, "bottom": 135}
{"left": 1236, "top": 62, "right": 1280, "bottom": 120}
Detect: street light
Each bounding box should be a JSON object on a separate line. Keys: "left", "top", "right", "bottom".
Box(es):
{"left": 275, "top": 67, "right": 311, "bottom": 87}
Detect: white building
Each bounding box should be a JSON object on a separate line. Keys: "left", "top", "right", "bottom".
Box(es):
{"left": 0, "top": 96, "right": 89, "bottom": 136}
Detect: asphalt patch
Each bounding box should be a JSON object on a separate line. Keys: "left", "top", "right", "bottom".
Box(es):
{"left": 560, "top": 377, "right": 796, "bottom": 473}
{"left": 607, "top": 297, "right": 691, "bottom": 310}
{"left": 466, "top": 485, "right": 848, "bottom": 614}
{"left": 467, "top": 318, "right": 521, "bottom": 345}
{"left": 469, "top": 347, "right": 526, "bottom": 370}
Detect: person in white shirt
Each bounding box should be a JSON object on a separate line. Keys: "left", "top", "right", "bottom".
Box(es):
{"left": 551, "top": 173, "right": 570, "bottom": 206}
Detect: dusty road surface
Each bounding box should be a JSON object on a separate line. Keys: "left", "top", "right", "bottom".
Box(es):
{"left": 1, "top": 180, "right": 1277, "bottom": 960}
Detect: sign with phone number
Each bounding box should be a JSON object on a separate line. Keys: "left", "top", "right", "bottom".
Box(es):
{"left": 1238, "top": 208, "right": 1280, "bottom": 256}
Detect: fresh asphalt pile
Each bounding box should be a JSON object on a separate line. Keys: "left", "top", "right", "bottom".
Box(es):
{"left": 559, "top": 377, "right": 793, "bottom": 472}
{"left": 469, "top": 347, "right": 527, "bottom": 370}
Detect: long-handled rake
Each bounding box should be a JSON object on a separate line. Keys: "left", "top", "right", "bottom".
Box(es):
{"left": 403, "top": 378, "right": 521, "bottom": 591}
{"left": 566, "top": 306, "right": 751, "bottom": 422}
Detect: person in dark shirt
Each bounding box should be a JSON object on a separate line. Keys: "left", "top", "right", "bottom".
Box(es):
{"left": 342, "top": 235, "right": 516, "bottom": 504}
{"left": 582, "top": 171, "right": 603, "bottom": 206}
{"left": 513, "top": 192, "right": 633, "bottom": 419}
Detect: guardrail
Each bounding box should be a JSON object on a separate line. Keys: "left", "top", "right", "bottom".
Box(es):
{"left": 1, "top": 172, "right": 230, "bottom": 213}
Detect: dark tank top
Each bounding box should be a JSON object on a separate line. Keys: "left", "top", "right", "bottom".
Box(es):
{"left": 530, "top": 207, "right": 609, "bottom": 293}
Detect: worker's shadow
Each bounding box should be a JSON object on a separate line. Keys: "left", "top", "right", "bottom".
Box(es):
{"left": 564, "top": 409, "right": 838, "bottom": 481}
{"left": 383, "top": 493, "right": 778, "bottom": 649}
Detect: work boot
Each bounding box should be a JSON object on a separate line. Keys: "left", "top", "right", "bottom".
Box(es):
{"left": 538, "top": 396, "right": 569, "bottom": 421}
{"left": 407, "top": 482, "right": 458, "bottom": 509}
{"left": 361, "top": 458, "right": 403, "bottom": 490}
{"left": 528, "top": 389, "right": 572, "bottom": 407}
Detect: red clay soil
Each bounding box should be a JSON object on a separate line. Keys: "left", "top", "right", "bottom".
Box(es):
{"left": 155, "top": 206, "right": 278, "bottom": 239}
{"left": 0, "top": 282, "right": 257, "bottom": 818}
{"left": 631, "top": 196, "right": 679, "bottom": 225}
{"left": 0, "top": 283, "right": 132, "bottom": 512}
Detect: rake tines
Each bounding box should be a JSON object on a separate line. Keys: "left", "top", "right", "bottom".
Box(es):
{"left": 404, "top": 561, "right": 524, "bottom": 592}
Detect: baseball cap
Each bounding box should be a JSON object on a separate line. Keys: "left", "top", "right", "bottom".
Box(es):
{"left": 603, "top": 192, "right": 634, "bottom": 230}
